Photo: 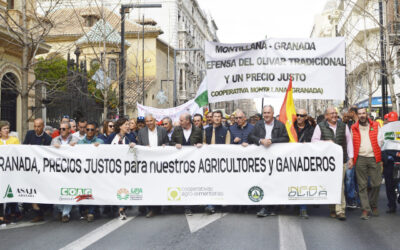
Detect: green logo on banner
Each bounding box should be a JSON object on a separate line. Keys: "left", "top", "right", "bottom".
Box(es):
{"left": 248, "top": 186, "right": 264, "bottom": 202}
{"left": 3, "top": 184, "right": 14, "bottom": 198}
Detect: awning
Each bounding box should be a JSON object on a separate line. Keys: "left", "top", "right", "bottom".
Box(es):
{"left": 356, "top": 96, "right": 392, "bottom": 108}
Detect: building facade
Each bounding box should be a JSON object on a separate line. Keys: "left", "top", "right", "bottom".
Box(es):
{"left": 38, "top": 0, "right": 218, "bottom": 106}
{"left": 44, "top": 6, "right": 173, "bottom": 118}
{"left": 0, "top": 0, "right": 50, "bottom": 138}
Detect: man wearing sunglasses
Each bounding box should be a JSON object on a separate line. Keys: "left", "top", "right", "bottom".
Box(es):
{"left": 51, "top": 121, "right": 79, "bottom": 222}
{"left": 77, "top": 121, "right": 104, "bottom": 222}
{"left": 229, "top": 109, "right": 253, "bottom": 146}
{"left": 294, "top": 109, "right": 315, "bottom": 219}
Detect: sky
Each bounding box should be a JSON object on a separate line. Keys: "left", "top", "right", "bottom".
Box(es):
{"left": 197, "top": 0, "right": 329, "bottom": 112}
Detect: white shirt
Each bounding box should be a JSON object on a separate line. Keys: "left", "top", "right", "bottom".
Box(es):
{"left": 148, "top": 128, "right": 158, "bottom": 147}
{"left": 73, "top": 131, "right": 85, "bottom": 140}
{"left": 264, "top": 120, "right": 274, "bottom": 140}
{"left": 183, "top": 126, "right": 192, "bottom": 142}
{"left": 60, "top": 137, "right": 69, "bottom": 145}
{"left": 378, "top": 121, "right": 400, "bottom": 151}
{"left": 111, "top": 134, "right": 126, "bottom": 145}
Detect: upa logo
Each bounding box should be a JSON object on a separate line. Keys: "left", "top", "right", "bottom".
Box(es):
{"left": 248, "top": 186, "right": 264, "bottom": 202}
{"left": 117, "top": 188, "right": 130, "bottom": 200}
{"left": 117, "top": 188, "right": 144, "bottom": 201}
{"left": 60, "top": 188, "right": 93, "bottom": 202}
{"left": 167, "top": 187, "right": 181, "bottom": 201}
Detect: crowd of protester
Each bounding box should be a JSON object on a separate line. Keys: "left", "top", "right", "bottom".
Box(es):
{"left": 0, "top": 104, "right": 400, "bottom": 224}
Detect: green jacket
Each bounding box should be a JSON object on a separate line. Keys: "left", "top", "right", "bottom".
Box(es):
{"left": 170, "top": 125, "right": 203, "bottom": 146}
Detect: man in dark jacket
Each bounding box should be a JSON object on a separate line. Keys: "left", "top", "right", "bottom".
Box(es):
{"left": 170, "top": 113, "right": 203, "bottom": 216}
{"left": 203, "top": 110, "right": 230, "bottom": 214}
{"left": 170, "top": 113, "right": 203, "bottom": 148}
{"left": 137, "top": 114, "right": 169, "bottom": 147}
{"left": 248, "top": 105, "right": 289, "bottom": 217}
{"left": 23, "top": 118, "right": 52, "bottom": 146}
{"left": 294, "top": 108, "right": 315, "bottom": 219}
{"left": 137, "top": 114, "right": 169, "bottom": 218}
{"left": 23, "top": 118, "right": 52, "bottom": 222}
{"left": 229, "top": 109, "right": 253, "bottom": 145}
{"left": 203, "top": 110, "right": 231, "bottom": 145}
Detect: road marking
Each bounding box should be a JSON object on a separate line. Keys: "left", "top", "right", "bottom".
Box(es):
{"left": 0, "top": 221, "right": 47, "bottom": 230}
{"left": 278, "top": 215, "right": 307, "bottom": 250}
{"left": 59, "top": 217, "right": 135, "bottom": 250}
{"left": 185, "top": 213, "right": 228, "bottom": 233}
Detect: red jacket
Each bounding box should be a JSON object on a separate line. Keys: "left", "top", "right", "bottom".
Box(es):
{"left": 351, "top": 119, "right": 381, "bottom": 164}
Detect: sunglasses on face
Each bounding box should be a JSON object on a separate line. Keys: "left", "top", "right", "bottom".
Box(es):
{"left": 235, "top": 117, "right": 244, "bottom": 119}
{"left": 86, "top": 128, "right": 95, "bottom": 132}
{"left": 60, "top": 128, "right": 69, "bottom": 131}
{"left": 162, "top": 123, "right": 169, "bottom": 126}
{"left": 296, "top": 114, "right": 307, "bottom": 118}
{"left": 108, "top": 125, "right": 114, "bottom": 128}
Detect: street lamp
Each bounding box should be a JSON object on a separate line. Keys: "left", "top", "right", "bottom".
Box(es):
{"left": 119, "top": 3, "right": 162, "bottom": 116}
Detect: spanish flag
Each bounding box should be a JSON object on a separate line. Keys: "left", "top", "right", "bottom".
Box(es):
{"left": 279, "top": 76, "right": 298, "bottom": 142}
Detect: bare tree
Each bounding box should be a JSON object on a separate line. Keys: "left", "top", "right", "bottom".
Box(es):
{"left": 0, "top": 0, "right": 65, "bottom": 136}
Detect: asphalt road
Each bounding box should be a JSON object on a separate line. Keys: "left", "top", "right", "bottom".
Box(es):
{"left": 1, "top": 186, "right": 400, "bottom": 250}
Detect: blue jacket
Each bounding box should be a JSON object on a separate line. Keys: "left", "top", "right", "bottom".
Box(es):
{"left": 105, "top": 132, "right": 137, "bottom": 144}
{"left": 23, "top": 130, "right": 52, "bottom": 145}
{"left": 229, "top": 123, "right": 254, "bottom": 144}
{"left": 204, "top": 125, "right": 229, "bottom": 144}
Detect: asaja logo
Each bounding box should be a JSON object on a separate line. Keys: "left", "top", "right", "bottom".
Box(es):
{"left": 3, "top": 185, "right": 36, "bottom": 198}
{"left": 248, "top": 186, "right": 264, "bottom": 202}
{"left": 3, "top": 184, "right": 14, "bottom": 198}
{"left": 167, "top": 187, "right": 181, "bottom": 201}
{"left": 117, "top": 188, "right": 130, "bottom": 200}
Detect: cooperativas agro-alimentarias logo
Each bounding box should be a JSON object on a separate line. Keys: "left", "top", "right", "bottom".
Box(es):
{"left": 167, "top": 187, "right": 181, "bottom": 201}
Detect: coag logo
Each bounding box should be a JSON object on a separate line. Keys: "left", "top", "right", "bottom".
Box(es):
{"left": 248, "top": 186, "right": 264, "bottom": 202}
{"left": 60, "top": 188, "right": 93, "bottom": 202}
{"left": 167, "top": 187, "right": 181, "bottom": 201}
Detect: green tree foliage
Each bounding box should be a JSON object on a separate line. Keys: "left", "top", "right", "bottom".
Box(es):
{"left": 34, "top": 56, "right": 68, "bottom": 92}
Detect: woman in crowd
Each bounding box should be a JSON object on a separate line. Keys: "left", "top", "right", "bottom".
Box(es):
{"left": 98, "top": 120, "right": 115, "bottom": 142}
{"left": 129, "top": 118, "right": 138, "bottom": 138}
{"left": 0, "top": 120, "right": 21, "bottom": 224}
{"left": 105, "top": 118, "right": 136, "bottom": 220}
{"left": 0, "top": 120, "right": 20, "bottom": 145}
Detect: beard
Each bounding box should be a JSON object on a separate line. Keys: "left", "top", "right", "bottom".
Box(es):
{"left": 359, "top": 118, "right": 368, "bottom": 125}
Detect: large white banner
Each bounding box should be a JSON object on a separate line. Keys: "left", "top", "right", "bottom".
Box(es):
{"left": 205, "top": 38, "right": 345, "bottom": 103}
{"left": 137, "top": 99, "right": 203, "bottom": 122}
{"left": 0, "top": 143, "right": 343, "bottom": 205}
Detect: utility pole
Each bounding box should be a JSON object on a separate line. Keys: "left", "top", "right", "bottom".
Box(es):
{"left": 379, "top": 0, "right": 388, "bottom": 115}
{"left": 119, "top": 3, "right": 161, "bottom": 116}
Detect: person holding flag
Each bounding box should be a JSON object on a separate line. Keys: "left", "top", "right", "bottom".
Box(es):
{"left": 278, "top": 76, "right": 298, "bottom": 143}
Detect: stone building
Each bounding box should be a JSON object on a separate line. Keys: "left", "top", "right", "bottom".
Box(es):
{"left": 0, "top": 0, "right": 50, "bottom": 137}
